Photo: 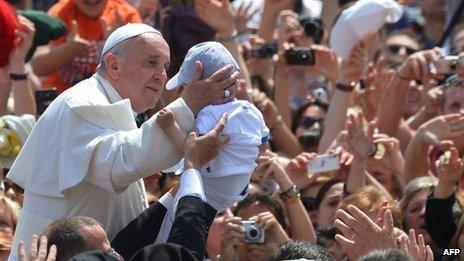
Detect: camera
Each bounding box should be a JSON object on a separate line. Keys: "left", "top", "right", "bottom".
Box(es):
{"left": 249, "top": 43, "right": 278, "bottom": 59}
{"left": 285, "top": 48, "right": 315, "bottom": 65}
{"left": 299, "top": 17, "right": 324, "bottom": 44}
{"left": 431, "top": 56, "right": 459, "bottom": 75}
{"left": 241, "top": 221, "right": 265, "bottom": 244}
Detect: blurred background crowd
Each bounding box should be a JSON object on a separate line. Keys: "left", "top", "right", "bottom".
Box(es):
{"left": 2, "top": 0, "right": 464, "bottom": 260}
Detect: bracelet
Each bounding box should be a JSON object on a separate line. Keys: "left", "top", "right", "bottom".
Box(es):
{"left": 215, "top": 30, "right": 238, "bottom": 42}
{"left": 269, "top": 116, "right": 283, "bottom": 132}
{"left": 335, "top": 82, "right": 356, "bottom": 92}
{"left": 9, "top": 72, "right": 28, "bottom": 81}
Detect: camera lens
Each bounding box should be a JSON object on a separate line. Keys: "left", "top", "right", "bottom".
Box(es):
{"left": 248, "top": 227, "right": 260, "bottom": 239}
{"left": 299, "top": 17, "right": 323, "bottom": 44}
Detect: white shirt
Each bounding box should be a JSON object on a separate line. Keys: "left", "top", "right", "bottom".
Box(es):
{"left": 7, "top": 73, "right": 195, "bottom": 259}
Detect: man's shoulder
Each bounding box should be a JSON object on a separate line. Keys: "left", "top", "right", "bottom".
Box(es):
{"left": 59, "top": 76, "right": 110, "bottom": 108}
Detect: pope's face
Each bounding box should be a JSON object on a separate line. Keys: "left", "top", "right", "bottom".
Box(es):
{"left": 117, "top": 33, "right": 170, "bottom": 113}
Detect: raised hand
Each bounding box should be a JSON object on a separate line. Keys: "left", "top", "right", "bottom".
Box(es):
{"left": 249, "top": 211, "right": 289, "bottom": 246}
{"left": 283, "top": 152, "right": 319, "bottom": 189}
{"left": 234, "top": 1, "right": 258, "bottom": 34}
{"left": 334, "top": 205, "right": 396, "bottom": 260}
{"left": 182, "top": 61, "right": 240, "bottom": 115}
{"left": 397, "top": 48, "right": 444, "bottom": 82}
{"left": 195, "top": 0, "right": 235, "bottom": 35}
{"left": 9, "top": 16, "right": 35, "bottom": 69}
{"left": 435, "top": 147, "right": 464, "bottom": 185}
{"left": 371, "top": 134, "right": 405, "bottom": 173}
{"left": 417, "top": 114, "right": 464, "bottom": 146}
{"left": 346, "top": 112, "right": 376, "bottom": 160}
{"left": 18, "top": 235, "right": 57, "bottom": 261}
{"left": 67, "top": 20, "right": 93, "bottom": 57}
{"left": 220, "top": 216, "right": 245, "bottom": 261}
{"left": 399, "top": 229, "right": 434, "bottom": 261}
{"left": 254, "top": 155, "right": 295, "bottom": 193}
{"left": 339, "top": 41, "right": 368, "bottom": 85}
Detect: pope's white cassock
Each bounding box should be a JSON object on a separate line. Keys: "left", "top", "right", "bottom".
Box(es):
{"left": 6, "top": 72, "right": 194, "bottom": 257}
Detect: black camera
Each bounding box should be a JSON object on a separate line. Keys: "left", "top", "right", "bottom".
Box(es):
{"left": 299, "top": 17, "right": 324, "bottom": 44}
{"left": 249, "top": 43, "right": 278, "bottom": 59}
{"left": 285, "top": 48, "right": 315, "bottom": 65}
{"left": 241, "top": 221, "right": 265, "bottom": 244}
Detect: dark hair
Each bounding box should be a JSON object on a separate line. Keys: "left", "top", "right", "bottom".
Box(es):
{"left": 291, "top": 101, "right": 328, "bottom": 133}
{"left": 314, "top": 179, "right": 343, "bottom": 210}
{"left": 358, "top": 249, "right": 413, "bottom": 261}
{"left": 316, "top": 225, "right": 338, "bottom": 248}
{"left": 274, "top": 240, "right": 335, "bottom": 261}
{"left": 233, "top": 193, "right": 286, "bottom": 229}
{"left": 40, "top": 216, "right": 102, "bottom": 261}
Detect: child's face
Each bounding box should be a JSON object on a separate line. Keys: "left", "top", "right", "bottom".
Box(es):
{"left": 75, "top": 0, "right": 108, "bottom": 19}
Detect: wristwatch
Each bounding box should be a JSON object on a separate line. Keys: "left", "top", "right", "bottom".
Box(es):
{"left": 280, "top": 185, "right": 300, "bottom": 200}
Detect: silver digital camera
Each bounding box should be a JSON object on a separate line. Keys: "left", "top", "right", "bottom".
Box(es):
{"left": 241, "top": 221, "right": 265, "bottom": 244}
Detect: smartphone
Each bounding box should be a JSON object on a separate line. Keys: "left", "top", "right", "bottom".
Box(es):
{"left": 285, "top": 47, "right": 315, "bottom": 65}
{"left": 308, "top": 154, "right": 340, "bottom": 174}
{"left": 35, "top": 89, "right": 57, "bottom": 115}
{"left": 432, "top": 56, "right": 459, "bottom": 74}
{"left": 249, "top": 43, "right": 278, "bottom": 59}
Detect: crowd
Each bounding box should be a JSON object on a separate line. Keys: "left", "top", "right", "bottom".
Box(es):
{"left": 0, "top": 0, "right": 463, "bottom": 260}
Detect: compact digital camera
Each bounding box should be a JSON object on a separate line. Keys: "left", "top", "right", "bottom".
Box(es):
{"left": 241, "top": 221, "right": 265, "bottom": 244}
{"left": 285, "top": 48, "right": 315, "bottom": 65}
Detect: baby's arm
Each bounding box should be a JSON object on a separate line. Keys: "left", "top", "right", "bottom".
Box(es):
{"left": 156, "top": 108, "right": 187, "bottom": 151}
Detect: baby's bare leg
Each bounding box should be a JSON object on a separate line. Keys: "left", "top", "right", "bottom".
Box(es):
{"left": 156, "top": 108, "right": 187, "bottom": 151}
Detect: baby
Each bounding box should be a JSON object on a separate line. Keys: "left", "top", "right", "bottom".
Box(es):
{"left": 157, "top": 42, "right": 269, "bottom": 212}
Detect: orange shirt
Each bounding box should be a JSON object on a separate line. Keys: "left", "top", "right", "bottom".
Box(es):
{"left": 44, "top": 0, "right": 141, "bottom": 93}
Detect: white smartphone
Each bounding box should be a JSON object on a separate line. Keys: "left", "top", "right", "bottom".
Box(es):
{"left": 308, "top": 154, "right": 340, "bottom": 174}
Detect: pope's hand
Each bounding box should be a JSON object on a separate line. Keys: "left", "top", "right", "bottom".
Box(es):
{"left": 184, "top": 113, "right": 230, "bottom": 169}
{"left": 182, "top": 61, "right": 240, "bottom": 116}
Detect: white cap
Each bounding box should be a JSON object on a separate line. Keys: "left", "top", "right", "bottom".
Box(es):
{"left": 165, "top": 41, "right": 240, "bottom": 90}
{"left": 330, "top": 0, "right": 403, "bottom": 59}
{"left": 101, "top": 23, "right": 161, "bottom": 57}
{"left": 0, "top": 114, "right": 36, "bottom": 168}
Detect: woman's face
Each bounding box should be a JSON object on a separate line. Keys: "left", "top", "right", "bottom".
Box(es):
{"left": 0, "top": 204, "right": 14, "bottom": 235}
{"left": 404, "top": 189, "right": 432, "bottom": 244}
{"left": 315, "top": 183, "right": 344, "bottom": 229}
{"left": 295, "top": 105, "right": 325, "bottom": 151}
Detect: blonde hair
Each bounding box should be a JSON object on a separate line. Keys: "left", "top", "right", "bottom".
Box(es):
{"left": 340, "top": 185, "right": 402, "bottom": 228}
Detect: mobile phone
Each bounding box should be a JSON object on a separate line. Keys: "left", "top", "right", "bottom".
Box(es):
{"left": 249, "top": 43, "right": 278, "bottom": 59}
{"left": 285, "top": 47, "right": 315, "bottom": 65}
{"left": 35, "top": 89, "right": 57, "bottom": 115}
{"left": 431, "top": 56, "right": 459, "bottom": 74}
{"left": 308, "top": 154, "right": 340, "bottom": 174}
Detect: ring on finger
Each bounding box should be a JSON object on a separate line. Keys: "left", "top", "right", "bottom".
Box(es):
{"left": 224, "top": 89, "right": 231, "bottom": 98}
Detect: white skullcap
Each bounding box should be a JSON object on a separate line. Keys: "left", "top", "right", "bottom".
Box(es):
{"left": 101, "top": 23, "right": 161, "bottom": 57}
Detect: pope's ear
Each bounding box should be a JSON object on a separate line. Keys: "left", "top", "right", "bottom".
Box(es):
{"left": 104, "top": 53, "right": 120, "bottom": 80}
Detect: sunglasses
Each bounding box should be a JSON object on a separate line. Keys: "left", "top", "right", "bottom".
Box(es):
{"left": 387, "top": 44, "right": 418, "bottom": 56}
{"left": 297, "top": 117, "right": 323, "bottom": 129}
